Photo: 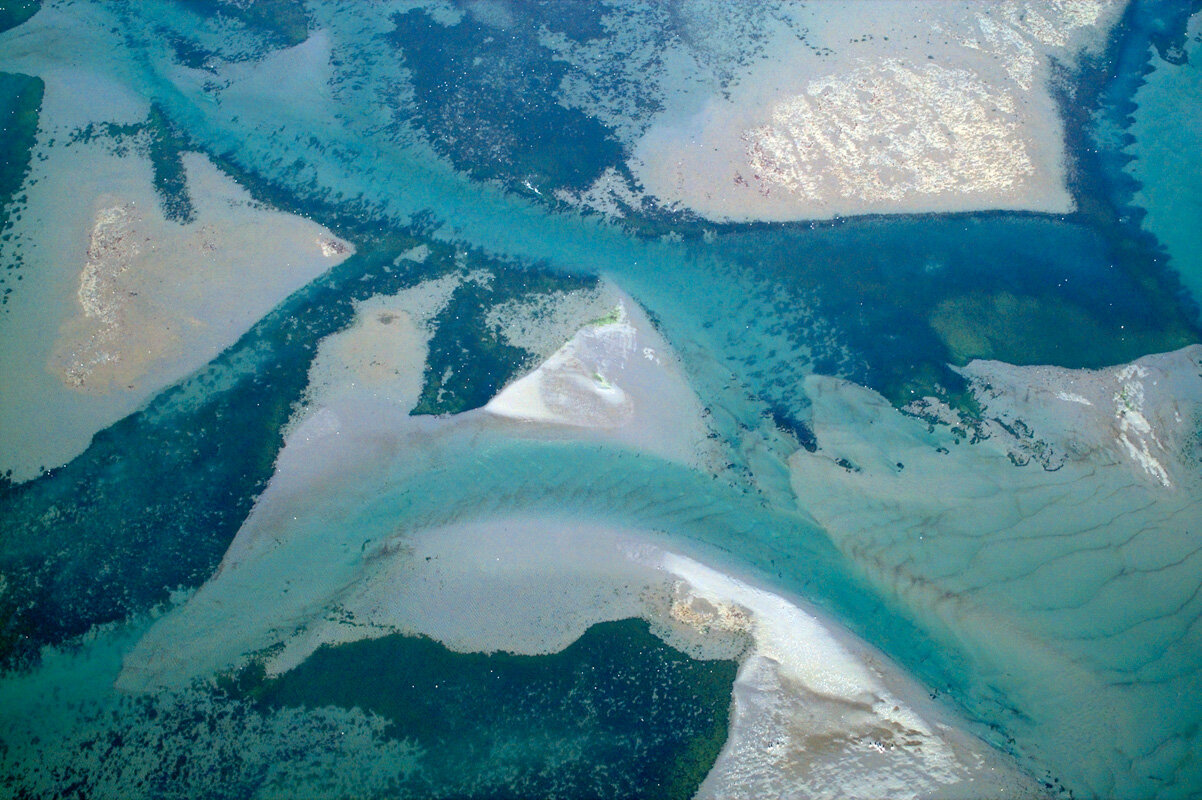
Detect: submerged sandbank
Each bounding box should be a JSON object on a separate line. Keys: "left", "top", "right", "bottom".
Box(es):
{"left": 789, "top": 345, "right": 1202, "bottom": 798}
{"left": 121, "top": 502, "right": 1043, "bottom": 799}
{"left": 1125, "top": 11, "right": 1202, "bottom": 308}
{"left": 115, "top": 270, "right": 713, "bottom": 680}
{"left": 484, "top": 284, "right": 716, "bottom": 468}
{"left": 121, "top": 507, "right": 1042, "bottom": 799}
{"left": 0, "top": 62, "right": 350, "bottom": 480}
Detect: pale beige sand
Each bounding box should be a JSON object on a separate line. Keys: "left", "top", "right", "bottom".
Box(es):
{"left": 120, "top": 506, "right": 1040, "bottom": 799}
{"left": 617, "top": 0, "right": 1124, "bottom": 221}
{"left": 0, "top": 66, "right": 350, "bottom": 479}
{"left": 208, "top": 275, "right": 719, "bottom": 575}
{"left": 668, "top": 551, "right": 1043, "bottom": 800}
{"left": 259, "top": 517, "right": 1041, "bottom": 798}
{"left": 281, "top": 273, "right": 715, "bottom": 468}
{"left": 119, "top": 276, "right": 723, "bottom": 687}
{"left": 47, "top": 166, "right": 352, "bottom": 396}
{"left": 297, "top": 304, "right": 427, "bottom": 413}
{"left": 292, "top": 273, "right": 463, "bottom": 423}
{"left": 956, "top": 346, "right": 1202, "bottom": 488}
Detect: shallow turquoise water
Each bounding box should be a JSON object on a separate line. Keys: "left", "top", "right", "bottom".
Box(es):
{"left": 247, "top": 618, "right": 738, "bottom": 800}
{"left": 1128, "top": 11, "right": 1202, "bottom": 310}
{"left": 1, "top": 1, "right": 1201, "bottom": 798}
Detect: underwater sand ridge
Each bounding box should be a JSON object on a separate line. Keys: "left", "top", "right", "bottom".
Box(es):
{"left": 789, "top": 344, "right": 1202, "bottom": 797}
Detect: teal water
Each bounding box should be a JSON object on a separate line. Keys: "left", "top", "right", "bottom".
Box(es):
{"left": 0, "top": 614, "right": 737, "bottom": 799}
{"left": 0, "top": 2, "right": 39, "bottom": 35}
{"left": 243, "top": 619, "right": 737, "bottom": 800}
{"left": 1127, "top": 10, "right": 1202, "bottom": 310}
{"left": 0, "top": 69, "right": 40, "bottom": 308}
{"left": 1, "top": 1, "right": 1201, "bottom": 798}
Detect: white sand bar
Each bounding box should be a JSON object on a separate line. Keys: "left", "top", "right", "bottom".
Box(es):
{"left": 485, "top": 282, "right": 717, "bottom": 469}
{"left": 117, "top": 272, "right": 1043, "bottom": 797}
{"left": 122, "top": 508, "right": 1041, "bottom": 800}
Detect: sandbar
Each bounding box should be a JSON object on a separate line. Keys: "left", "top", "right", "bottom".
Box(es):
{"left": 563, "top": 0, "right": 1125, "bottom": 222}
{"left": 0, "top": 64, "right": 350, "bottom": 480}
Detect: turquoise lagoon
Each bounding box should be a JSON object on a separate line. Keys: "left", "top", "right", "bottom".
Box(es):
{"left": 1, "top": 1, "right": 1202, "bottom": 798}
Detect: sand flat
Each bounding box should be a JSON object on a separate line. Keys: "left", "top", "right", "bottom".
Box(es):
{"left": 0, "top": 71, "right": 351, "bottom": 479}
{"left": 114, "top": 271, "right": 1042, "bottom": 796}
{"left": 619, "top": 0, "right": 1124, "bottom": 222}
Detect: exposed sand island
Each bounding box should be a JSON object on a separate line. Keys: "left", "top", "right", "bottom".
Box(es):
{"left": 0, "top": 68, "right": 350, "bottom": 480}
{"left": 565, "top": 0, "right": 1125, "bottom": 221}
{"left": 118, "top": 275, "right": 723, "bottom": 684}
{"left": 484, "top": 288, "right": 715, "bottom": 467}
{"left": 279, "top": 273, "right": 717, "bottom": 473}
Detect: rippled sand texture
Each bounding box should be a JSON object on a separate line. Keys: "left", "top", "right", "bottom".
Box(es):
{"left": 571, "top": 0, "right": 1123, "bottom": 221}
{"left": 790, "top": 346, "right": 1202, "bottom": 797}
{"left": 118, "top": 277, "right": 1042, "bottom": 798}
{"left": 117, "top": 279, "right": 705, "bottom": 687}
